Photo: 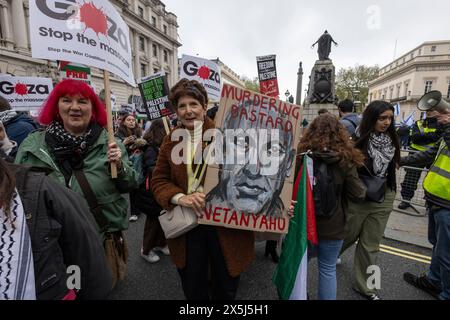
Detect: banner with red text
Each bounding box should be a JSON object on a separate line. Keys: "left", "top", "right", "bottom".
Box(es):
{"left": 0, "top": 75, "right": 53, "bottom": 111}
{"left": 29, "top": 0, "right": 135, "bottom": 86}
{"left": 200, "top": 84, "right": 302, "bottom": 233}
{"left": 257, "top": 55, "right": 279, "bottom": 97}
{"left": 180, "top": 54, "right": 222, "bottom": 102}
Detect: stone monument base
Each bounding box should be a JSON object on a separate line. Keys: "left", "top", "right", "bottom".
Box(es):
{"left": 303, "top": 103, "right": 339, "bottom": 125}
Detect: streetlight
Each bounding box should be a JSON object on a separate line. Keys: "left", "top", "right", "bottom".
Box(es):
{"left": 285, "top": 90, "right": 290, "bottom": 101}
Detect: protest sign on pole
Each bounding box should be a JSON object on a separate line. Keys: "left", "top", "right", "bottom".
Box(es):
{"left": 29, "top": 0, "right": 135, "bottom": 177}
{"left": 58, "top": 61, "right": 92, "bottom": 85}
{"left": 257, "top": 55, "right": 279, "bottom": 97}
{"left": 29, "top": 0, "right": 135, "bottom": 86}
{"left": 138, "top": 71, "right": 174, "bottom": 121}
{"left": 200, "top": 84, "right": 302, "bottom": 233}
{"left": 0, "top": 75, "right": 53, "bottom": 111}
{"left": 180, "top": 55, "right": 222, "bottom": 102}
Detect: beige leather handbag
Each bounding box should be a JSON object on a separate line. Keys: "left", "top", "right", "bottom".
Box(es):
{"left": 159, "top": 205, "right": 198, "bottom": 239}
{"left": 159, "top": 141, "right": 212, "bottom": 239}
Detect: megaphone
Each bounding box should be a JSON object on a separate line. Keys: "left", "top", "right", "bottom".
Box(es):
{"left": 418, "top": 90, "right": 450, "bottom": 113}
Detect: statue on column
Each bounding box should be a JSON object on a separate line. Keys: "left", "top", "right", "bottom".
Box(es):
{"left": 311, "top": 30, "right": 338, "bottom": 60}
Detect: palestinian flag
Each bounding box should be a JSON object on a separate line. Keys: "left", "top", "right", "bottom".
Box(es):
{"left": 273, "top": 154, "right": 318, "bottom": 300}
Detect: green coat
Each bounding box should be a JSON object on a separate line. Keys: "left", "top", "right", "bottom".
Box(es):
{"left": 15, "top": 129, "right": 138, "bottom": 234}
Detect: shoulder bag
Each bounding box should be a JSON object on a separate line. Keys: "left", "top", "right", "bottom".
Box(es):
{"left": 73, "top": 169, "right": 128, "bottom": 289}
{"left": 159, "top": 140, "right": 212, "bottom": 239}
{"left": 358, "top": 165, "right": 387, "bottom": 203}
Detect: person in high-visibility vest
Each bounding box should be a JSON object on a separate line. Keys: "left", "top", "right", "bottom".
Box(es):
{"left": 401, "top": 107, "right": 450, "bottom": 300}
{"left": 398, "top": 114, "right": 442, "bottom": 210}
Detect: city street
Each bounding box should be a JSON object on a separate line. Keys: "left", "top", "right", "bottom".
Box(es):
{"left": 109, "top": 214, "right": 434, "bottom": 301}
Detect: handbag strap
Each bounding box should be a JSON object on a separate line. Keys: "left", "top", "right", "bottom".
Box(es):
{"left": 73, "top": 169, "right": 109, "bottom": 230}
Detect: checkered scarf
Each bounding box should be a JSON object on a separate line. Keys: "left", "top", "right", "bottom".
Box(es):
{"left": 0, "top": 191, "right": 36, "bottom": 300}
{"left": 0, "top": 110, "right": 18, "bottom": 125}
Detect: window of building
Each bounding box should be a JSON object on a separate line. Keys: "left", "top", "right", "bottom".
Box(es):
{"left": 424, "top": 80, "right": 433, "bottom": 94}
{"left": 163, "top": 50, "right": 168, "bottom": 63}
{"left": 140, "top": 64, "right": 147, "bottom": 77}
{"left": 369, "top": 93, "right": 373, "bottom": 103}
{"left": 418, "top": 49, "right": 422, "bottom": 55}
{"left": 152, "top": 44, "right": 157, "bottom": 57}
{"left": 139, "top": 36, "right": 145, "bottom": 51}
{"left": 163, "top": 25, "right": 168, "bottom": 34}
{"left": 447, "top": 81, "right": 450, "bottom": 99}
{"left": 410, "top": 53, "right": 414, "bottom": 59}
{"left": 431, "top": 45, "right": 437, "bottom": 52}
{"left": 153, "top": 68, "right": 159, "bottom": 74}
{"left": 396, "top": 85, "right": 401, "bottom": 98}
{"left": 138, "top": 6, "right": 144, "bottom": 18}
{"left": 152, "top": 16, "right": 157, "bottom": 26}
{"left": 389, "top": 87, "right": 394, "bottom": 100}
{"left": 404, "top": 82, "right": 409, "bottom": 97}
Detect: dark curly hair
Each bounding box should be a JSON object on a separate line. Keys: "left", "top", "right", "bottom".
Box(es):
{"left": 169, "top": 78, "right": 208, "bottom": 109}
{"left": 143, "top": 119, "right": 167, "bottom": 147}
{"left": 0, "top": 157, "right": 15, "bottom": 218}
{"left": 298, "top": 113, "right": 365, "bottom": 167}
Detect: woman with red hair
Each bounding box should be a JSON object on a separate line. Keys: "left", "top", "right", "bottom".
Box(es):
{"left": 15, "top": 79, "right": 138, "bottom": 288}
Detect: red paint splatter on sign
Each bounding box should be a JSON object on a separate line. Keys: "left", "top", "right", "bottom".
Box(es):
{"left": 79, "top": 2, "right": 108, "bottom": 37}
{"left": 14, "top": 83, "right": 28, "bottom": 95}
{"left": 198, "top": 66, "right": 210, "bottom": 80}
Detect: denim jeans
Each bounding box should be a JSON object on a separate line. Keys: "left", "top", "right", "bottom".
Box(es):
{"left": 427, "top": 206, "right": 450, "bottom": 300}
{"left": 316, "top": 239, "right": 344, "bottom": 300}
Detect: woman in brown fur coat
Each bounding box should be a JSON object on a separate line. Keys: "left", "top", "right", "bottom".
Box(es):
{"left": 151, "top": 79, "right": 254, "bottom": 300}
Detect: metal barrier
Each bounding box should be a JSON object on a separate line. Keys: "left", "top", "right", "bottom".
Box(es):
{"left": 395, "top": 149, "right": 429, "bottom": 216}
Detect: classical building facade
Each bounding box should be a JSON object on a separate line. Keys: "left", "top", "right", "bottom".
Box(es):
{"left": 368, "top": 40, "right": 450, "bottom": 120}
{"left": 0, "top": 0, "right": 181, "bottom": 107}
{"left": 211, "top": 58, "right": 245, "bottom": 88}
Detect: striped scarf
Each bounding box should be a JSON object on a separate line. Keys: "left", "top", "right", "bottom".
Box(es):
{"left": 0, "top": 191, "right": 36, "bottom": 300}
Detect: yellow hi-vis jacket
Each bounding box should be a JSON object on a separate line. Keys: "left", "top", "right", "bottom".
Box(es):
{"left": 410, "top": 120, "right": 438, "bottom": 151}
{"left": 423, "top": 139, "right": 450, "bottom": 201}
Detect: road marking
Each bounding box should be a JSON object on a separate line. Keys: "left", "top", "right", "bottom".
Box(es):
{"left": 379, "top": 246, "right": 431, "bottom": 264}
{"left": 380, "top": 244, "right": 432, "bottom": 261}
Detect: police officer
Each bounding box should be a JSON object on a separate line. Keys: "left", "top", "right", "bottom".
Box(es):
{"left": 398, "top": 112, "right": 441, "bottom": 210}
{"left": 401, "top": 107, "right": 450, "bottom": 300}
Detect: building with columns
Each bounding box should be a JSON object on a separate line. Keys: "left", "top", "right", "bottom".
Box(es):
{"left": 211, "top": 58, "right": 245, "bottom": 88}
{"left": 368, "top": 40, "right": 450, "bottom": 121}
{"left": 0, "top": 0, "right": 181, "bottom": 107}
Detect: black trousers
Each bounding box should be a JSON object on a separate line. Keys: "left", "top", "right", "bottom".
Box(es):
{"left": 177, "top": 225, "right": 240, "bottom": 300}
{"left": 400, "top": 167, "right": 422, "bottom": 201}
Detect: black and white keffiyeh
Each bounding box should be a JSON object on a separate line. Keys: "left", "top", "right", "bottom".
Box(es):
{"left": 45, "top": 121, "right": 102, "bottom": 181}
{"left": 368, "top": 132, "right": 395, "bottom": 177}
{"left": 0, "top": 191, "right": 36, "bottom": 300}
{"left": 0, "top": 110, "right": 18, "bottom": 125}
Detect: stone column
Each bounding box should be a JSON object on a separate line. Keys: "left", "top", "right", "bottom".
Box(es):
{"left": 296, "top": 62, "right": 303, "bottom": 105}
{"left": 11, "top": 0, "right": 28, "bottom": 51}
{"left": 0, "top": 0, "right": 14, "bottom": 49}
{"left": 133, "top": 30, "right": 141, "bottom": 79}
{"left": 172, "top": 45, "right": 178, "bottom": 85}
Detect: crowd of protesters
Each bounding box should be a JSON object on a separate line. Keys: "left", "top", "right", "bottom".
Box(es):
{"left": 1, "top": 78, "right": 449, "bottom": 301}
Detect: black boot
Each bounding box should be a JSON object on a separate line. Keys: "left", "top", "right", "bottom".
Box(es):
{"left": 404, "top": 272, "right": 442, "bottom": 299}
{"left": 265, "top": 240, "right": 279, "bottom": 263}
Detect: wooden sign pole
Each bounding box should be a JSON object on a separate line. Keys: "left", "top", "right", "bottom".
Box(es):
{"left": 162, "top": 116, "right": 171, "bottom": 135}
{"left": 103, "top": 70, "right": 117, "bottom": 178}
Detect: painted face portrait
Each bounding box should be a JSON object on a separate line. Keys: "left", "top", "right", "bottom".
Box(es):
{"left": 215, "top": 100, "right": 295, "bottom": 216}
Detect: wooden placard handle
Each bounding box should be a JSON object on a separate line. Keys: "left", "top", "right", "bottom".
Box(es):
{"left": 103, "top": 70, "right": 117, "bottom": 178}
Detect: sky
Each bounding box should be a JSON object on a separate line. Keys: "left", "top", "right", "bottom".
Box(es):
{"left": 162, "top": 0, "right": 450, "bottom": 101}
